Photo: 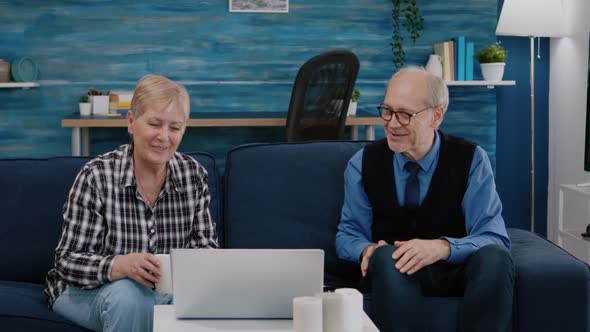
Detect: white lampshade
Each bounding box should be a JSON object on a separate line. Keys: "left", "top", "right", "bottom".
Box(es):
{"left": 496, "top": 0, "right": 566, "bottom": 37}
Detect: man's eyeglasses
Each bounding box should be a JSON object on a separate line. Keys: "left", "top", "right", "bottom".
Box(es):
{"left": 376, "top": 104, "right": 434, "bottom": 126}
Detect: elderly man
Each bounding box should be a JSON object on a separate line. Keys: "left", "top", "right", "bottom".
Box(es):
{"left": 336, "top": 67, "right": 514, "bottom": 332}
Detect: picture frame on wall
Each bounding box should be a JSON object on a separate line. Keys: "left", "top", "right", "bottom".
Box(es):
{"left": 229, "top": 0, "right": 288, "bottom": 13}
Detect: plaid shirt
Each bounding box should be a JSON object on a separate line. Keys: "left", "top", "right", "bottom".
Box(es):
{"left": 44, "top": 144, "right": 218, "bottom": 307}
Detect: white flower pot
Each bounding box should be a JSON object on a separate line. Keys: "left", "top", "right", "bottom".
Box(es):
{"left": 347, "top": 101, "right": 357, "bottom": 116}
{"left": 79, "top": 102, "right": 91, "bottom": 116}
{"left": 480, "top": 63, "right": 505, "bottom": 81}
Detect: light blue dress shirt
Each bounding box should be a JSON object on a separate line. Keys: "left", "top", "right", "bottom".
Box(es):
{"left": 335, "top": 131, "right": 510, "bottom": 264}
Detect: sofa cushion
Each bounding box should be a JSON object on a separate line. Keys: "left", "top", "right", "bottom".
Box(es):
{"left": 0, "top": 281, "right": 87, "bottom": 331}
{"left": 508, "top": 228, "right": 590, "bottom": 332}
{"left": 223, "top": 141, "right": 368, "bottom": 287}
{"left": 0, "top": 153, "right": 221, "bottom": 284}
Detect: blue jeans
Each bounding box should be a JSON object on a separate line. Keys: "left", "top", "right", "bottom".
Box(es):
{"left": 52, "top": 279, "right": 173, "bottom": 332}
{"left": 368, "top": 244, "right": 515, "bottom": 332}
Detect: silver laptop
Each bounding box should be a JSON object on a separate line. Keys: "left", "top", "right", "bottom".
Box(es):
{"left": 171, "top": 248, "right": 324, "bottom": 319}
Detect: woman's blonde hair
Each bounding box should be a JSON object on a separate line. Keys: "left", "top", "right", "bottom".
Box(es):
{"left": 130, "top": 74, "right": 190, "bottom": 118}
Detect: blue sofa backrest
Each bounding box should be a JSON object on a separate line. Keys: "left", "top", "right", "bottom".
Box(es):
{"left": 189, "top": 153, "right": 223, "bottom": 247}
{"left": 0, "top": 152, "right": 221, "bottom": 284}
{"left": 0, "top": 157, "right": 90, "bottom": 284}
{"left": 223, "top": 141, "right": 368, "bottom": 288}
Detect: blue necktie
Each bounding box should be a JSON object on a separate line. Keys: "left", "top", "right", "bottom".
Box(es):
{"left": 404, "top": 161, "right": 421, "bottom": 208}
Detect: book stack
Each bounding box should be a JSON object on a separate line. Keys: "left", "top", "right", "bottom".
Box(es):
{"left": 110, "top": 90, "right": 133, "bottom": 115}
{"left": 433, "top": 36, "right": 475, "bottom": 81}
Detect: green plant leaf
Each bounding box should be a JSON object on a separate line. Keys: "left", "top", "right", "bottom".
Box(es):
{"left": 391, "top": 0, "right": 423, "bottom": 69}
{"left": 475, "top": 42, "right": 507, "bottom": 63}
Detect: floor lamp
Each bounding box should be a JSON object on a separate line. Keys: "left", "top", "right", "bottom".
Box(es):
{"left": 495, "top": 0, "right": 566, "bottom": 232}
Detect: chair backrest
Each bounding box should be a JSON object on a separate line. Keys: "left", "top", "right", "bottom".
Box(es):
{"left": 285, "top": 50, "right": 360, "bottom": 142}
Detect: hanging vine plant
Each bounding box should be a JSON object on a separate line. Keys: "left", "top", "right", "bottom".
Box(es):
{"left": 391, "top": 0, "right": 424, "bottom": 70}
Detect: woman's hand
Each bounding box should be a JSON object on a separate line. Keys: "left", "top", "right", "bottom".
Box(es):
{"left": 111, "top": 253, "right": 161, "bottom": 288}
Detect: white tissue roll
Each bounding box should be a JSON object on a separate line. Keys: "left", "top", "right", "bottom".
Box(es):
{"left": 321, "top": 289, "right": 363, "bottom": 332}
{"left": 293, "top": 296, "right": 323, "bottom": 332}
{"left": 334, "top": 288, "right": 363, "bottom": 332}
{"left": 155, "top": 254, "right": 173, "bottom": 294}
{"left": 321, "top": 292, "right": 345, "bottom": 332}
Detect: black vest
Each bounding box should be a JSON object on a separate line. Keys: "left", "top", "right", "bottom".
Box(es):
{"left": 361, "top": 132, "right": 475, "bottom": 243}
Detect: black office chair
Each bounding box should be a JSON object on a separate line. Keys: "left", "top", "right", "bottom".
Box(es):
{"left": 285, "top": 50, "right": 360, "bottom": 142}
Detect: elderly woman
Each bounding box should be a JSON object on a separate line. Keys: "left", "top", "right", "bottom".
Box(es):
{"left": 44, "top": 75, "right": 218, "bottom": 332}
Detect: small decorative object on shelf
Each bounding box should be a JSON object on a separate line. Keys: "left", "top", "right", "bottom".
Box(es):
{"left": 0, "top": 57, "right": 39, "bottom": 89}
{"left": 109, "top": 93, "right": 119, "bottom": 114}
{"left": 0, "top": 59, "right": 10, "bottom": 82}
{"left": 425, "top": 54, "right": 443, "bottom": 78}
{"left": 348, "top": 88, "right": 361, "bottom": 116}
{"left": 475, "top": 42, "right": 507, "bottom": 81}
{"left": 88, "top": 87, "right": 109, "bottom": 115}
{"left": 11, "top": 57, "right": 39, "bottom": 82}
{"left": 79, "top": 95, "right": 91, "bottom": 116}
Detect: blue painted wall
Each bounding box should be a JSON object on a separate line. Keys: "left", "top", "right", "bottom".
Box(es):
{"left": 496, "top": 0, "right": 550, "bottom": 235}
{"left": 1, "top": 0, "right": 545, "bottom": 233}
{"left": 0, "top": 0, "right": 497, "bottom": 161}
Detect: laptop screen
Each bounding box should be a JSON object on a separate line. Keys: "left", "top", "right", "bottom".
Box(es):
{"left": 171, "top": 248, "right": 324, "bottom": 319}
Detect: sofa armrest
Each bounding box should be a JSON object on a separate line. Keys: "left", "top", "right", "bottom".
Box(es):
{"left": 508, "top": 228, "right": 590, "bottom": 332}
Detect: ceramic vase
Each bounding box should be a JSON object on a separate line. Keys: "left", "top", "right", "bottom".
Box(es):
{"left": 425, "top": 54, "right": 443, "bottom": 78}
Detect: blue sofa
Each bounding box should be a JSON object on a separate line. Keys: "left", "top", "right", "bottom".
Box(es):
{"left": 1, "top": 141, "right": 589, "bottom": 332}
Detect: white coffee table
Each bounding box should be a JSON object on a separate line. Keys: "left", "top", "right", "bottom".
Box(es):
{"left": 154, "top": 305, "right": 380, "bottom": 332}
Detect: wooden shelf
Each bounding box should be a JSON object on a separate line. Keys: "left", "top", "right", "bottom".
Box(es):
{"left": 0, "top": 82, "right": 40, "bottom": 89}
{"left": 445, "top": 80, "right": 515, "bottom": 87}
{"left": 62, "top": 111, "right": 382, "bottom": 128}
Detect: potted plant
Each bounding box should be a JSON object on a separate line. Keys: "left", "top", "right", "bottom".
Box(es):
{"left": 88, "top": 87, "right": 109, "bottom": 115}
{"left": 79, "top": 95, "right": 91, "bottom": 116}
{"left": 475, "top": 42, "right": 507, "bottom": 81}
{"left": 348, "top": 88, "right": 361, "bottom": 116}
{"left": 391, "top": 0, "right": 424, "bottom": 70}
